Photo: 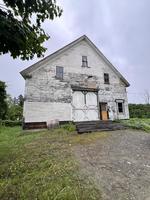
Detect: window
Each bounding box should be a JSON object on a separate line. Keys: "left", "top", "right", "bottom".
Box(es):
{"left": 116, "top": 99, "right": 124, "bottom": 114}
{"left": 118, "top": 102, "right": 123, "bottom": 113}
{"left": 82, "top": 56, "right": 88, "bottom": 67}
{"left": 104, "top": 73, "right": 109, "bottom": 84}
{"left": 56, "top": 66, "right": 63, "bottom": 79}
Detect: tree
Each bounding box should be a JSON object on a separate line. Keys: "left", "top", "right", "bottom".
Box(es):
{"left": 6, "top": 104, "right": 23, "bottom": 120}
{"left": 0, "top": 81, "right": 7, "bottom": 119}
{"left": 18, "top": 94, "right": 24, "bottom": 107}
{"left": 0, "top": 0, "right": 62, "bottom": 60}
{"left": 144, "top": 90, "right": 150, "bottom": 104}
{"left": 6, "top": 94, "right": 23, "bottom": 120}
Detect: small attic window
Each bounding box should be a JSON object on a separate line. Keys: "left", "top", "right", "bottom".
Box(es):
{"left": 104, "top": 73, "right": 109, "bottom": 84}
{"left": 82, "top": 56, "right": 88, "bottom": 67}
{"left": 56, "top": 66, "right": 63, "bottom": 79}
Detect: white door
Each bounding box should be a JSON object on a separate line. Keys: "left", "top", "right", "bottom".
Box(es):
{"left": 72, "top": 91, "right": 99, "bottom": 121}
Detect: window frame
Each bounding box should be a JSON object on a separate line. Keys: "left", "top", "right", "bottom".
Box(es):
{"left": 56, "top": 66, "right": 64, "bottom": 80}
{"left": 118, "top": 102, "right": 123, "bottom": 113}
{"left": 82, "top": 56, "right": 88, "bottom": 67}
{"left": 104, "top": 73, "right": 110, "bottom": 84}
{"left": 115, "top": 99, "right": 125, "bottom": 114}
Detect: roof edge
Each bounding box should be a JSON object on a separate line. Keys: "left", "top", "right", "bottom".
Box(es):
{"left": 20, "top": 35, "right": 130, "bottom": 87}
{"left": 83, "top": 36, "right": 130, "bottom": 87}
{"left": 20, "top": 35, "right": 87, "bottom": 78}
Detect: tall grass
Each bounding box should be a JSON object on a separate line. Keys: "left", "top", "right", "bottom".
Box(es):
{"left": 0, "top": 126, "right": 102, "bottom": 200}
{"left": 121, "top": 118, "right": 150, "bottom": 132}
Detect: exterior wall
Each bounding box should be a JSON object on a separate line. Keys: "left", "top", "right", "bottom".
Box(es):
{"left": 24, "top": 102, "right": 71, "bottom": 122}
{"left": 23, "top": 40, "right": 129, "bottom": 122}
{"left": 98, "top": 83, "right": 129, "bottom": 120}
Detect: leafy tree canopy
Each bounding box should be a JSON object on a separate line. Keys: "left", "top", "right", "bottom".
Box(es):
{"left": 18, "top": 94, "right": 24, "bottom": 107}
{"left": 0, "top": 0, "right": 62, "bottom": 60}
{"left": 6, "top": 94, "right": 23, "bottom": 120}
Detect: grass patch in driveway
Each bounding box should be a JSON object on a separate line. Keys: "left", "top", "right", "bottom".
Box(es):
{"left": 0, "top": 126, "right": 102, "bottom": 200}
{"left": 69, "top": 132, "right": 109, "bottom": 145}
{"left": 120, "top": 118, "right": 150, "bottom": 132}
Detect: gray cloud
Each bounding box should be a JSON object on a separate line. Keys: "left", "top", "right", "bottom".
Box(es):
{"left": 0, "top": 0, "right": 150, "bottom": 103}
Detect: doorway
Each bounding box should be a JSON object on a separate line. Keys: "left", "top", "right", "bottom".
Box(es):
{"left": 100, "top": 103, "right": 109, "bottom": 120}
{"left": 72, "top": 91, "right": 99, "bottom": 121}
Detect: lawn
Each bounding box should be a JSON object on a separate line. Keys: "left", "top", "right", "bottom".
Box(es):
{"left": 0, "top": 125, "right": 104, "bottom": 200}
{"left": 120, "top": 118, "right": 150, "bottom": 132}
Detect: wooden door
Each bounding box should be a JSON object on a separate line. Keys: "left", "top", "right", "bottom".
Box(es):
{"left": 86, "top": 92, "right": 99, "bottom": 121}
{"left": 72, "top": 91, "right": 99, "bottom": 121}
{"left": 100, "top": 103, "right": 108, "bottom": 120}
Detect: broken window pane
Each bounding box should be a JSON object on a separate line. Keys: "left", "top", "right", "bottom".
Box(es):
{"left": 104, "top": 73, "right": 109, "bottom": 84}
{"left": 82, "top": 56, "right": 88, "bottom": 67}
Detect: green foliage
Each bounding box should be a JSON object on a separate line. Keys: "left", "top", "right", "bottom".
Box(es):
{"left": 129, "top": 104, "right": 150, "bottom": 118}
{"left": 0, "top": 126, "right": 102, "bottom": 199}
{"left": 6, "top": 104, "right": 23, "bottom": 120}
{"left": 0, "top": 0, "right": 62, "bottom": 60}
{"left": 0, "top": 120, "right": 22, "bottom": 127}
{"left": 6, "top": 94, "right": 23, "bottom": 120}
{"left": 0, "top": 81, "right": 7, "bottom": 119}
{"left": 18, "top": 94, "right": 24, "bottom": 107}
{"left": 121, "top": 118, "right": 150, "bottom": 132}
{"left": 61, "top": 122, "right": 76, "bottom": 132}
{"left": 0, "top": 81, "right": 23, "bottom": 121}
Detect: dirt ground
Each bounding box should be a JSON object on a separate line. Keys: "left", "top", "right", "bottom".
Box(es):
{"left": 73, "top": 130, "right": 150, "bottom": 200}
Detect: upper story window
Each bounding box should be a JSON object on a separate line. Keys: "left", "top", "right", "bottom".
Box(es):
{"left": 56, "top": 66, "right": 63, "bottom": 80}
{"left": 82, "top": 56, "right": 88, "bottom": 67}
{"left": 104, "top": 73, "right": 109, "bottom": 84}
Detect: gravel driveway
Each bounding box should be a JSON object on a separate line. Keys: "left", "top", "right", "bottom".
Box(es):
{"left": 74, "top": 130, "right": 150, "bottom": 200}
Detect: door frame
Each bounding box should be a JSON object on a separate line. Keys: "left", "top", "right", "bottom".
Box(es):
{"left": 99, "top": 102, "right": 109, "bottom": 120}
{"left": 71, "top": 87, "right": 100, "bottom": 121}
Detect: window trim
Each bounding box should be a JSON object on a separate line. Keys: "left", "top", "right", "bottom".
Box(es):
{"left": 104, "top": 73, "right": 110, "bottom": 84}
{"left": 118, "top": 102, "right": 123, "bottom": 113}
{"left": 115, "top": 99, "right": 125, "bottom": 114}
{"left": 56, "top": 66, "right": 64, "bottom": 80}
{"left": 82, "top": 56, "right": 88, "bottom": 67}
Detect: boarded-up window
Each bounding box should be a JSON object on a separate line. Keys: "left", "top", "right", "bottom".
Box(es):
{"left": 104, "top": 73, "right": 109, "bottom": 84}
{"left": 82, "top": 56, "right": 88, "bottom": 67}
{"left": 56, "top": 66, "right": 63, "bottom": 79}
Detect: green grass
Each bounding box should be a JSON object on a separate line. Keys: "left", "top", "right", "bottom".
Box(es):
{"left": 0, "top": 126, "right": 103, "bottom": 200}
{"left": 120, "top": 118, "right": 150, "bottom": 132}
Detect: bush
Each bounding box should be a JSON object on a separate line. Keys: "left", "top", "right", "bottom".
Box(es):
{"left": 61, "top": 122, "right": 76, "bottom": 132}
{"left": 0, "top": 120, "right": 22, "bottom": 127}
{"left": 129, "top": 104, "right": 150, "bottom": 118}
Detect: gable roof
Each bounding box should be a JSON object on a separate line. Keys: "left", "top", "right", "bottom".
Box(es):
{"left": 20, "top": 35, "right": 130, "bottom": 87}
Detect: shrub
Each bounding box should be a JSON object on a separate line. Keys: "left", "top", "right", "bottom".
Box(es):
{"left": 129, "top": 104, "right": 150, "bottom": 118}
{"left": 0, "top": 120, "right": 22, "bottom": 127}
{"left": 61, "top": 122, "right": 76, "bottom": 132}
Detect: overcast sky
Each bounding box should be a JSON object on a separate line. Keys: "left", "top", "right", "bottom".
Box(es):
{"left": 0, "top": 0, "right": 150, "bottom": 103}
